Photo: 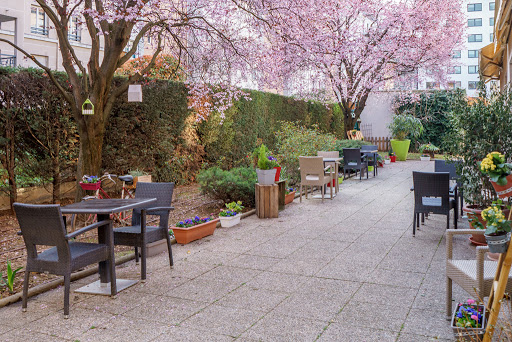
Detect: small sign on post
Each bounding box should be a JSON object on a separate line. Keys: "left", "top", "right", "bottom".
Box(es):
{"left": 128, "top": 84, "right": 143, "bottom": 102}
{"left": 82, "top": 99, "right": 94, "bottom": 115}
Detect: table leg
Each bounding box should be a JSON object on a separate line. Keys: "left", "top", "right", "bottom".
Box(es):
{"left": 97, "top": 214, "right": 110, "bottom": 284}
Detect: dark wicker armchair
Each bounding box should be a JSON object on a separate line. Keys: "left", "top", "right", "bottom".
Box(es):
{"left": 342, "top": 148, "right": 368, "bottom": 180}
{"left": 113, "top": 182, "right": 175, "bottom": 281}
{"left": 412, "top": 171, "right": 457, "bottom": 236}
{"left": 13, "top": 203, "right": 116, "bottom": 318}
{"left": 361, "top": 145, "right": 379, "bottom": 177}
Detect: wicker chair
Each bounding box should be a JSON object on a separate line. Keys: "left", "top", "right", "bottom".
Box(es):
{"left": 412, "top": 171, "right": 457, "bottom": 236}
{"left": 318, "top": 151, "right": 340, "bottom": 195}
{"left": 435, "top": 159, "right": 464, "bottom": 216}
{"left": 361, "top": 145, "right": 379, "bottom": 177}
{"left": 342, "top": 148, "right": 368, "bottom": 180}
{"left": 299, "top": 156, "right": 334, "bottom": 203}
{"left": 13, "top": 203, "right": 116, "bottom": 318}
{"left": 113, "top": 182, "right": 174, "bottom": 280}
{"left": 446, "top": 229, "right": 512, "bottom": 318}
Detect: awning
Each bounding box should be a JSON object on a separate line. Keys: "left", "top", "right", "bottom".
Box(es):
{"left": 479, "top": 43, "right": 504, "bottom": 81}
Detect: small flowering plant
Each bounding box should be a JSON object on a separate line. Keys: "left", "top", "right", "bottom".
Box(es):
{"left": 470, "top": 199, "right": 512, "bottom": 236}
{"left": 480, "top": 152, "right": 512, "bottom": 186}
{"left": 257, "top": 144, "right": 280, "bottom": 170}
{"left": 285, "top": 187, "right": 295, "bottom": 195}
{"left": 454, "top": 299, "right": 484, "bottom": 329}
{"left": 219, "top": 201, "right": 244, "bottom": 217}
{"left": 175, "top": 215, "right": 213, "bottom": 228}
{"left": 81, "top": 175, "right": 100, "bottom": 184}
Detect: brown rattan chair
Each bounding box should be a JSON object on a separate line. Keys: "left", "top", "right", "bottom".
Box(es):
{"left": 113, "top": 182, "right": 174, "bottom": 280}
{"left": 13, "top": 203, "right": 116, "bottom": 318}
{"left": 412, "top": 171, "right": 457, "bottom": 236}
{"left": 446, "top": 229, "right": 512, "bottom": 318}
{"left": 318, "top": 151, "right": 340, "bottom": 195}
{"left": 299, "top": 156, "right": 334, "bottom": 203}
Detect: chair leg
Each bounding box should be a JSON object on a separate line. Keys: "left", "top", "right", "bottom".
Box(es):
{"left": 110, "top": 246, "right": 117, "bottom": 297}
{"left": 454, "top": 207, "right": 458, "bottom": 229}
{"left": 330, "top": 180, "right": 333, "bottom": 199}
{"left": 135, "top": 247, "right": 139, "bottom": 265}
{"left": 413, "top": 213, "right": 416, "bottom": 236}
{"left": 165, "top": 228, "right": 174, "bottom": 268}
{"left": 416, "top": 213, "right": 420, "bottom": 228}
{"left": 22, "top": 270, "right": 30, "bottom": 312}
{"left": 321, "top": 184, "right": 324, "bottom": 203}
{"left": 300, "top": 184, "right": 303, "bottom": 203}
{"left": 446, "top": 212, "right": 450, "bottom": 229}
{"left": 141, "top": 211, "right": 147, "bottom": 281}
{"left": 64, "top": 274, "right": 71, "bottom": 319}
{"left": 446, "top": 276, "right": 453, "bottom": 319}
{"left": 421, "top": 213, "right": 425, "bottom": 225}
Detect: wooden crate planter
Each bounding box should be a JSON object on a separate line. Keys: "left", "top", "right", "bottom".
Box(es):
{"left": 171, "top": 218, "right": 219, "bottom": 244}
{"left": 255, "top": 183, "right": 278, "bottom": 218}
{"left": 125, "top": 175, "right": 152, "bottom": 189}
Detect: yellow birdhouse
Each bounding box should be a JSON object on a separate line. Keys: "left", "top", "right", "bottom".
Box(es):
{"left": 82, "top": 98, "right": 94, "bottom": 115}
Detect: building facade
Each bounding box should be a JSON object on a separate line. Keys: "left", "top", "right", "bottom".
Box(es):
{"left": 0, "top": 1, "right": 146, "bottom": 71}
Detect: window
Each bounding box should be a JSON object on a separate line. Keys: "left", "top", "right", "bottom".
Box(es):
{"left": 468, "top": 50, "right": 479, "bottom": 58}
{"left": 68, "top": 16, "right": 81, "bottom": 42}
{"left": 468, "top": 18, "right": 482, "bottom": 26}
{"left": 468, "top": 66, "right": 479, "bottom": 74}
{"left": 490, "top": 2, "right": 495, "bottom": 10}
{"left": 448, "top": 66, "right": 462, "bottom": 74}
{"left": 490, "top": 17, "right": 494, "bottom": 26}
{"left": 452, "top": 50, "right": 461, "bottom": 58}
{"left": 28, "top": 55, "right": 48, "bottom": 68}
{"left": 468, "top": 34, "right": 483, "bottom": 42}
{"left": 490, "top": 33, "right": 494, "bottom": 42}
{"left": 30, "top": 7, "right": 48, "bottom": 35}
{"left": 448, "top": 81, "right": 462, "bottom": 89}
{"left": 468, "top": 3, "right": 482, "bottom": 11}
{"left": 426, "top": 82, "right": 440, "bottom": 89}
{"left": 468, "top": 81, "right": 479, "bottom": 89}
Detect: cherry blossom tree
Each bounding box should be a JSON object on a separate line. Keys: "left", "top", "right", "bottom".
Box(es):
{"left": 253, "top": 0, "right": 465, "bottom": 135}
{"left": 0, "top": 0, "right": 259, "bottom": 179}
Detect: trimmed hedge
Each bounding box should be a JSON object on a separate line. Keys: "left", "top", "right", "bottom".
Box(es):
{"left": 197, "top": 167, "right": 257, "bottom": 207}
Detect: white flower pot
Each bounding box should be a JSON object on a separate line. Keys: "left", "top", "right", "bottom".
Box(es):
{"left": 219, "top": 214, "right": 241, "bottom": 228}
{"left": 420, "top": 156, "right": 431, "bottom": 161}
{"left": 256, "top": 168, "right": 277, "bottom": 185}
{"left": 384, "top": 159, "right": 391, "bottom": 164}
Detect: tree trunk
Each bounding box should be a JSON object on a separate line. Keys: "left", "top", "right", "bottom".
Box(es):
{"left": 342, "top": 106, "right": 356, "bottom": 138}
{"left": 3, "top": 112, "right": 17, "bottom": 212}
{"left": 52, "top": 136, "right": 61, "bottom": 204}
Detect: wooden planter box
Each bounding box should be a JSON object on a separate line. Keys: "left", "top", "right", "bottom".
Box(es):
{"left": 171, "top": 218, "right": 219, "bottom": 244}
{"left": 125, "top": 175, "right": 152, "bottom": 189}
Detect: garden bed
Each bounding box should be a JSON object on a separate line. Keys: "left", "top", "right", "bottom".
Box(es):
{"left": 0, "top": 183, "right": 224, "bottom": 299}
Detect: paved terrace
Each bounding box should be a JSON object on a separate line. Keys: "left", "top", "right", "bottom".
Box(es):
{"left": 0, "top": 161, "right": 482, "bottom": 341}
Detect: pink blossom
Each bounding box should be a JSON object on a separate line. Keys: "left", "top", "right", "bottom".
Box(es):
{"left": 467, "top": 299, "right": 476, "bottom": 305}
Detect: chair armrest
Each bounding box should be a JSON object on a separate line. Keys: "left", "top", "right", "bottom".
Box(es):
{"left": 324, "top": 165, "right": 332, "bottom": 172}
{"left": 446, "top": 229, "right": 483, "bottom": 236}
{"left": 146, "top": 206, "right": 174, "bottom": 213}
{"left": 66, "top": 220, "right": 111, "bottom": 240}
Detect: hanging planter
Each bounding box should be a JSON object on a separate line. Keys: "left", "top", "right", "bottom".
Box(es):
{"left": 82, "top": 98, "right": 94, "bottom": 115}
{"left": 491, "top": 174, "right": 512, "bottom": 199}
{"left": 128, "top": 84, "right": 143, "bottom": 102}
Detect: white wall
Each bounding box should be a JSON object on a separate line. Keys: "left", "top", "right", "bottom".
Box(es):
{"left": 359, "top": 91, "right": 397, "bottom": 138}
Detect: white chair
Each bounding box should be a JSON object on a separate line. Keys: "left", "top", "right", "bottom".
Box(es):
{"left": 299, "top": 156, "right": 334, "bottom": 203}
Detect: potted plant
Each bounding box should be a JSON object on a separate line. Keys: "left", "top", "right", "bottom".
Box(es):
{"left": 420, "top": 154, "right": 431, "bottom": 162}
{"left": 384, "top": 156, "right": 391, "bottom": 164}
{"left": 170, "top": 215, "right": 219, "bottom": 244}
{"left": 388, "top": 149, "right": 396, "bottom": 163}
{"left": 125, "top": 169, "right": 152, "bottom": 189}
{"left": 445, "top": 85, "right": 512, "bottom": 246}
{"left": 388, "top": 113, "right": 423, "bottom": 161}
{"left": 480, "top": 151, "right": 512, "bottom": 197}
{"left": 451, "top": 299, "right": 486, "bottom": 341}
{"left": 79, "top": 175, "right": 101, "bottom": 190}
{"left": 285, "top": 187, "right": 296, "bottom": 205}
{"left": 255, "top": 144, "right": 280, "bottom": 185}
{"left": 470, "top": 199, "right": 512, "bottom": 253}
{"left": 219, "top": 201, "right": 244, "bottom": 228}
{"left": 419, "top": 143, "right": 440, "bottom": 159}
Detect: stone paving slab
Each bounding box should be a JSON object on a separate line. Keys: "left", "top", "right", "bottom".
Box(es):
{"left": 3, "top": 160, "right": 510, "bottom": 341}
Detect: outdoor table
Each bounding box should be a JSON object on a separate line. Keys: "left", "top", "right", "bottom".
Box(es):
{"left": 61, "top": 198, "right": 156, "bottom": 295}
{"left": 361, "top": 150, "right": 379, "bottom": 176}
{"left": 316, "top": 157, "right": 342, "bottom": 198}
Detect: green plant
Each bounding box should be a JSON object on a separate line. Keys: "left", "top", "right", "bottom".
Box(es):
{"left": 480, "top": 152, "right": 512, "bottom": 186}
{"left": 219, "top": 201, "right": 244, "bottom": 217}
{"left": 418, "top": 143, "right": 440, "bottom": 154}
{"left": 0, "top": 259, "right": 23, "bottom": 293}
{"left": 470, "top": 200, "right": 512, "bottom": 235}
{"left": 444, "top": 83, "right": 512, "bottom": 207}
{"left": 275, "top": 122, "right": 337, "bottom": 185}
{"left": 197, "top": 166, "right": 257, "bottom": 207}
{"left": 257, "top": 144, "right": 280, "bottom": 170}
{"left": 334, "top": 139, "right": 371, "bottom": 152}
{"left": 81, "top": 175, "right": 99, "bottom": 183}
{"left": 128, "top": 169, "right": 147, "bottom": 177}
{"left": 388, "top": 114, "right": 423, "bottom": 140}
{"left": 454, "top": 299, "right": 484, "bottom": 328}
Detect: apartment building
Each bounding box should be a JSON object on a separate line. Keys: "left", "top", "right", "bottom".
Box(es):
{"left": 0, "top": 1, "right": 146, "bottom": 71}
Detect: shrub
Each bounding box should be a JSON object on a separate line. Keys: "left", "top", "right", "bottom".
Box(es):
{"left": 275, "top": 122, "right": 337, "bottom": 185}
{"left": 335, "top": 139, "right": 371, "bottom": 150}
{"left": 388, "top": 114, "right": 423, "bottom": 140}
{"left": 197, "top": 167, "right": 257, "bottom": 207}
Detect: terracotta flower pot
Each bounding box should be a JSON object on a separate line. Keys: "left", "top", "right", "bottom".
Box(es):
{"left": 491, "top": 174, "right": 512, "bottom": 198}
{"left": 285, "top": 191, "right": 296, "bottom": 205}
{"left": 171, "top": 218, "right": 219, "bottom": 244}
{"left": 463, "top": 205, "right": 511, "bottom": 246}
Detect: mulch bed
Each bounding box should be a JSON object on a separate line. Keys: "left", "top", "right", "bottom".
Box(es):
{"left": 0, "top": 183, "right": 223, "bottom": 299}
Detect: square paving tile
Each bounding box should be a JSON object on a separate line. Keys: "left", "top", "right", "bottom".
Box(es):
{"left": 317, "top": 323, "right": 397, "bottom": 342}
{"left": 334, "top": 301, "right": 409, "bottom": 332}
{"left": 401, "top": 307, "right": 455, "bottom": 340}
{"left": 154, "top": 326, "right": 235, "bottom": 341}
{"left": 170, "top": 277, "right": 240, "bottom": 303}
{"left": 194, "top": 265, "right": 261, "bottom": 284}
{"left": 75, "top": 291, "right": 157, "bottom": 315}
{"left": 223, "top": 254, "right": 282, "bottom": 271}
{"left": 272, "top": 291, "right": 350, "bottom": 321}
{"left": 245, "top": 271, "right": 310, "bottom": 293}
{"left": 368, "top": 268, "right": 425, "bottom": 289}
{"left": 351, "top": 283, "right": 418, "bottom": 308}
{"left": 215, "top": 284, "right": 289, "bottom": 312}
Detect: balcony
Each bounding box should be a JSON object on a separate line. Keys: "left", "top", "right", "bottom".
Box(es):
{"left": 68, "top": 33, "right": 81, "bottom": 42}
{"left": 0, "top": 54, "right": 16, "bottom": 67}
{"left": 30, "top": 26, "right": 49, "bottom": 36}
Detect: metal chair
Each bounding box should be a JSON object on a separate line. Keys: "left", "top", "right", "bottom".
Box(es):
{"left": 412, "top": 171, "right": 457, "bottom": 236}
{"left": 318, "top": 151, "right": 340, "bottom": 195}
{"left": 113, "top": 182, "right": 174, "bottom": 281}
{"left": 342, "top": 148, "right": 368, "bottom": 180}
{"left": 435, "top": 159, "right": 464, "bottom": 217}
{"left": 361, "top": 145, "right": 378, "bottom": 177}
{"left": 13, "top": 203, "right": 116, "bottom": 318}
{"left": 446, "top": 229, "right": 512, "bottom": 318}
{"left": 299, "top": 156, "right": 334, "bottom": 203}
